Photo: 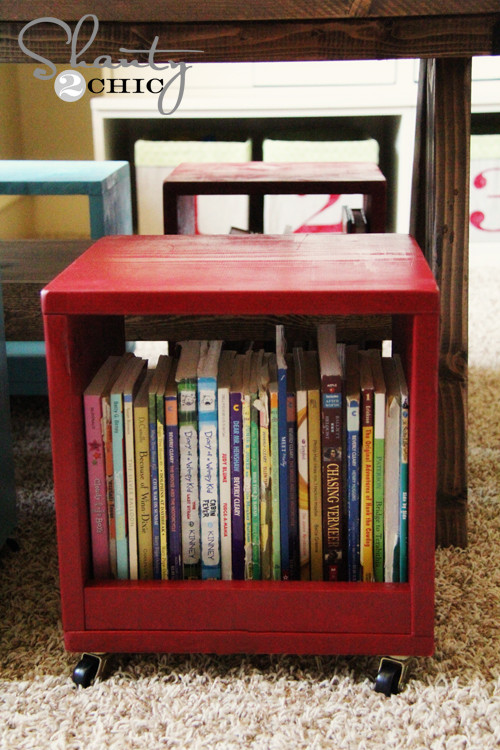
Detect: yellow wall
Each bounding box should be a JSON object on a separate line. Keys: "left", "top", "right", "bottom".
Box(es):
{"left": 0, "top": 64, "right": 101, "bottom": 239}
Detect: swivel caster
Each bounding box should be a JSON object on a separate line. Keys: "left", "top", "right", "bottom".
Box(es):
{"left": 374, "top": 656, "right": 411, "bottom": 696}
{"left": 71, "top": 652, "right": 110, "bottom": 688}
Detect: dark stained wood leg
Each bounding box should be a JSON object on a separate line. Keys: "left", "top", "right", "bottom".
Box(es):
{"left": 411, "top": 58, "right": 471, "bottom": 548}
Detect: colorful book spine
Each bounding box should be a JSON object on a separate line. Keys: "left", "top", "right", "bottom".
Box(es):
{"left": 269, "top": 377, "right": 281, "bottom": 581}
{"left": 396, "top": 354, "right": 409, "bottom": 583}
{"left": 345, "top": 345, "right": 361, "bottom": 582}
{"left": 317, "top": 324, "right": 344, "bottom": 581}
{"left": 197, "top": 341, "right": 222, "bottom": 580}
{"left": 276, "top": 325, "right": 289, "bottom": 580}
{"left": 156, "top": 392, "right": 168, "bottom": 579}
{"left": 307, "top": 363, "right": 323, "bottom": 582}
{"left": 229, "top": 385, "right": 244, "bottom": 580}
{"left": 102, "top": 391, "right": 117, "bottom": 578}
{"left": 258, "top": 367, "right": 272, "bottom": 581}
{"left": 285, "top": 354, "right": 299, "bottom": 581}
{"left": 177, "top": 341, "right": 201, "bottom": 579}
{"left": 294, "top": 348, "right": 310, "bottom": 581}
{"left": 217, "top": 351, "right": 235, "bottom": 581}
{"left": 124, "top": 381, "right": 139, "bottom": 580}
{"left": 84, "top": 367, "right": 117, "bottom": 579}
{"left": 165, "top": 362, "right": 182, "bottom": 580}
{"left": 369, "top": 350, "right": 386, "bottom": 583}
{"left": 148, "top": 382, "right": 161, "bottom": 579}
{"left": 111, "top": 389, "right": 129, "bottom": 579}
{"left": 250, "top": 384, "right": 261, "bottom": 581}
{"left": 135, "top": 373, "right": 153, "bottom": 580}
{"left": 154, "top": 359, "right": 171, "bottom": 580}
{"left": 359, "top": 351, "right": 375, "bottom": 582}
{"left": 242, "top": 351, "right": 253, "bottom": 579}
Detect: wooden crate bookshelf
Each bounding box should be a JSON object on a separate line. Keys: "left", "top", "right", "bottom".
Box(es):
{"left": 163, "top": 162, "right": 387, "bottom": 234}
{"left": 41, "top": 233, "right": 438, "bottom": 667}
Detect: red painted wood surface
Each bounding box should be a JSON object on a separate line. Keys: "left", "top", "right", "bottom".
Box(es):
{"left": 163, "top": 162, "right": 387, "bottom": 233}
{"left": 42, "top": 233, "right": 438, "bottom": 657}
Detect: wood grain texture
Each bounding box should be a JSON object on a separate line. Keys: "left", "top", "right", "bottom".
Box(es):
{"left": 410, "top": 58, "right": 470, "bottom": 548}
{"left": 0, "top": 240, "right": 91, "bottom": 340}
{"left": 2, "top": 1, "right": 499, "bottom": 22}
{"left": 2, "top": 14, "right": 498, "bottom": 63}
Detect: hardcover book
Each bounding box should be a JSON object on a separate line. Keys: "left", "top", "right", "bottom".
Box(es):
{"left": 83, "top": 354, "right": 121, "bottom": 579}
{"left": 101, "top": 352, "right": 134, "bottom": 578}
{"left": 134, "top": 370, "right": 154, "bottom": 580}
{"left": 165, "top": 358, "right": 182, "bottom": 580}
{"left": 110, "top": 356, "right": 147, "bottom": 579}
{"left": 256, "top": 353, "right": 272, "bottom": 581}
{"left": 197, "top": 340, "right": 223, "bottom": 580}
{"left": 249, "top": 349, "right": 264, "bottom": 580}
{"left": 268, "top": 354, "right": 281, "bottom": 581}
{"left": 304, "top": 349, "right": 323, "bottom": 581}
{"left": 241, "top": 349, "right": 254, "bottom": 579}
{"left": 217, "top": 349, "right": 236, "bottom": 580}
{"left": 276, "top": 325, "right": 289, "bottom": 579}
{"left": 285, "top": 353, "right": 300, "bottom": 581}
{"left": 293, "top": 346, "right": 310, "bottom": 581}
{"left": 345, "top": 345, "right": 361, "bottom": 582}
{"left": 229, "top": 353, "right": 246, "bottom": 580}
{"left": 176, "top": 340, "right": 202, "bottom": 579}
{"left": 368, "top": 348, "right": 386, "bottom": 582}
{"left": 317, "top": 323, "right": 344, "bottom": 581}
{"left": 149, "top": 354, "right": 173, "bottom": 579}
{"left": 395, "top": 354, "right": 409, "bottom": 583}
{"left": 359, "top": 350, "right": 375, "bottom": 582}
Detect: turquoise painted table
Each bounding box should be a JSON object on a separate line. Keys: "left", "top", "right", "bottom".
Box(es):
{"left": 0, "top": 160, "right": 133, "bottom": 394}
{"left": 0, "top": 160, "right": 132, "bottom": 238}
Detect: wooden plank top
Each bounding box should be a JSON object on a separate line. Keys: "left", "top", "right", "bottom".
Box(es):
{"left": 2, "top": 2, "right": 499, "bottom": 22}
{"left": 0, "top": 161, "right": 130, "bottom": 195}
{"left": 164, "top": 162, "right": 386, "bottom": 192}
{"left": 1, "top": 3, "right": 499, "bottom": 62}
{"left": 41, "top": 233, "right": 439, "bottom": 316}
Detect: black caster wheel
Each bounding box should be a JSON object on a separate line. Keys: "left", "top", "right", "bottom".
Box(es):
{"left": 374, "top": 656, "right": 410, "bottom": 696}
{"left": 71, "top": 653, "right": 109, "bottom": 688}
{"left": 5, "top": 537, "right": 20, "bottom": 552}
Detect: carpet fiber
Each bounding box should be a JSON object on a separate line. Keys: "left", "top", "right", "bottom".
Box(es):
{"left": 0, "top": 249, "right": 499, "bottom": 749}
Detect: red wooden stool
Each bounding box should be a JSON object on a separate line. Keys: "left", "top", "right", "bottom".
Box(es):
{"left": 163, "top": 161, "right": 387, "bottom": 234}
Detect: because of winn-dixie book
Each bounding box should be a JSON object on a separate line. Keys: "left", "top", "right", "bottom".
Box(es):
{"left": 197, "top": 340, "right": 223, "bottom": 580}
{"left": 134, "top": 371, "right": 154, "bottom": 580}
{"left": 176, "top": 340, "right": 202, "bottom": 579}
{"left": 84, "top": 354, "right": 123, "bottom": 579}
{"left": 304, "top": 349, "right": 323, "bottom": 581}
{"left": 317, "top": 323, "right": 344, "bottom": 581}
{"left": 110, "top": 356, "right": 147, "bottom": 580}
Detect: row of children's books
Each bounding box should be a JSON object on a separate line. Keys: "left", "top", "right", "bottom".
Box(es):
{"left": 83, "top": 323, "right": 409, "bottom": 583}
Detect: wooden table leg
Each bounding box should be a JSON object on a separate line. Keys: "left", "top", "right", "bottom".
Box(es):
{"left": 411, "top": 58, "right": 471, "bottom": 548}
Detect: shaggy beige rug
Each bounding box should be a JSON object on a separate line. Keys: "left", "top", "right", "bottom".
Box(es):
{"left": 0, "top": 245, "right": 499, "bottom": 749}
